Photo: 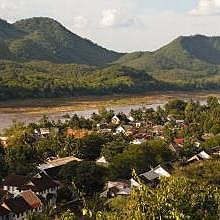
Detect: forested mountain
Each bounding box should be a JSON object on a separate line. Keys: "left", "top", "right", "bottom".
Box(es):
{"left": 116, "top": 35, "right": 220, "bottom": 84}
{"left": 1, "top": 17, "right": 220, "bottom": 100}
{"left": 0, "top": 17, "right": 122, "bottom": 66}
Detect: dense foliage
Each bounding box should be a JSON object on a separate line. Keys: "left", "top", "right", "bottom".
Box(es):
{"left": 2, "top": 18, "right": 220, "bottom": 100}
{"left": 1, "top": 96, "right": 220, "bottom": 219}
{"left": 0, "top": 17, "right": 122, "bottom": 65}
{"left": 0, "top": 61, "right": 162, "bottom": 100}
{"left": 116, "top": 35, "right": 220, "bottom": 89}
{"left": 97, "top": 177, "right": 220, "bottom": 220}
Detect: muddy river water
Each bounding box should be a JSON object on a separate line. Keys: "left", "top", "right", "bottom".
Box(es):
{"left": 0, "top": 91, "right": 219, "bottom": 133}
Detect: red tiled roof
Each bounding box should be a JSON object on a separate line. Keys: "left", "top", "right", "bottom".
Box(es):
{"left": 175, "top": 138, "right": 184, "bottom": 145}
{"left": 20, "top": 191, "right": 42, "bottom": 209}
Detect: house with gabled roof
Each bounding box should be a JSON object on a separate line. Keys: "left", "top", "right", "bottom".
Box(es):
{"left": 186, "top": 151, "right": 211, "bottom": 164}
{"left": 103, "top": 180, "right": 131, "bottom": 198}
{"left": 96, "top": 156, "right": 109, "bottom": 167}
{"left": 140, "top": 165, "right": 171, "bottom": 186}
{"left": 2, "top": 173, "right": 59, "bottom": 203}
{"left": 111, "top": 116, "right": 121, "bottom": 125}
{"left": 0, "top": 190, "right": 43, "bottom": 220}
{"left": 115, "top": 125, "right": 135, "bottom": 136}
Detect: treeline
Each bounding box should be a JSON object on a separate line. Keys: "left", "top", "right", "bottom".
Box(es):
{"left": 0, "top": 61, "right": 166, "bottom": 100}
{"left": 2, "top": 60, "right": 220, "bottom": 100}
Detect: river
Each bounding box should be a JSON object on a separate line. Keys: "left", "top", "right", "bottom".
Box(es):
{"left": 0, "top": 91, "right": 219, "bottom": 133}
{"left": 0, "top": 103, "right": 162, "bottom": 133}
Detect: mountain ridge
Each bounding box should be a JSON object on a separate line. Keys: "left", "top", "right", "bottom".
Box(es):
{"left": 1, "top": 17, "right": 220, "bottom": 100}
{"left": 0, "top": 17, "right": 123, "bottom": 66}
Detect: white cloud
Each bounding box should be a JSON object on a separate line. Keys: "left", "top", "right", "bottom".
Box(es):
{"left": 189, "top": 0, "right": 220, "bottom": 16}
{"left": 99, "top": 8, "right": 139, "bottom": 28}
{"left": 73, "top": 16, "right": 88, "bottom": 29}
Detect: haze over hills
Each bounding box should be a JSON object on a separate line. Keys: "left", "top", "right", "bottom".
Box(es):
{"left": 1, "top": 17, "right": 220, "bottom": 100}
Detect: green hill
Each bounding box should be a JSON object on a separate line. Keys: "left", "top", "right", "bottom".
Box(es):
{"left": 116, "top": 35, "right": 220, "bottom": 83}
{"left": 0, "top": 17, "right": 123, "bottom": 66}
{"left": 2, "top": 17, "right": 220, "bottom": 100}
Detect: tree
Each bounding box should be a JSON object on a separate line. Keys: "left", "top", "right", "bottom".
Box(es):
{"left": 176, "top": 160, "right": 220, "bottom": 186}
{"left": 97, "top": 177, "right": 220, "bottom": 219}
{"left": 165, "top": 99, "right": 187, "bottom": 119}
{"left": 74, "top": 134, "right": 108, "bottom": 160}
{"left": 110, "top": 140, "right": 175, "bottom": 179}
{"left": 207, "top": 96, "right": 219, "bottom": 109}
{"left": 5, "top": 145, "right": 40, "bottom": 175}
{"left": 59, "top": 161, "right": 108, "bottom": 195}
{"left": 102, "top": 140, "right": 128, "bottom": 162}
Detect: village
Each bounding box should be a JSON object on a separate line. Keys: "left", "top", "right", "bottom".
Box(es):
{"left": 0, "top": 97, "right": 220, "bottom": 219}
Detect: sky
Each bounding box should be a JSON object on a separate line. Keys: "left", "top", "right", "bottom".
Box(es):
{"left": 1, "top": 0, "right": 220, "bottom": 52}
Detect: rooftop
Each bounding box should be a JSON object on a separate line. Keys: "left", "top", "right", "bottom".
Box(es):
{"left": 38, "top": 156, "right": 82, "bottom": 170}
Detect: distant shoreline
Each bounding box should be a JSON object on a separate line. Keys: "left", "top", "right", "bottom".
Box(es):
{"left": 0, "top": 90, "right": 220, "bottom": 115}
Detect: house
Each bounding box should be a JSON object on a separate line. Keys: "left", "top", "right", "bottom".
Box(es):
{"left": 38, "top": 156, "right": 82, "bottom": 171}
{"left": 97, "top": 123, "right": 112, "bottom": 133}
{"left": 97, "top": 123, "right": 108, "bottom": 130}
{"left": 0, "top": 190, "right": 43, "bottom": 220}
{"left": 135, "top": 122, "right": 142, "bottom": 128}
{"left": 140, "top": 165, "right": 171, "bottom": 185}
{"left": 134, "top": 132, "right": 152, "bottom": 140}
{"left": 2, "top": 173, "right": 59, "bottom": 203}
{"left": 152, "top": 125, "right": 164, "bottom": 135}
{"left": 130, "top": 178, "right": 140, "bottom": 188}
{"left": 115, "top": 125, "right": 135, "bottom": 136}
{"left": 175, "top": 138, "right": 185, "bottom": 146}
{"left": 176, "top": 120, "right": 185, "bottom": 124}
{"left": 211, "top": 146, "right": 220, "bottom": 156}
{"left": 186, "top": 151, "right": 211, "bottom": 164}
{"left": 127, "top": 116, "right": 134, "bottom": 122}
{"left": 96, "top": 156, "right": 109, "bottom": 167}
{"left": 115, "top": 125, "right": 125, "bottom": 134}
{"left": 0, "top": 137, "right": 9, "bottom": 148}
{"left": 66, "top": 128, "right": 90, "bottom": 138}
{"left": 111, "top": 116, "right": 121, "bottom": 125}
{"left": 167, "top": 115, "right": 175, "bottom": 121}
{"left": 34, "top": 128, "right": 50, "bottom": 138}
{"left": 104, "top": 180, "right": 131, "bottom": 198}
{"left": 38, "top": 156, "right": 82, "bottom": 179}
{"left": 130, "top": 139, "right": 145, "bottom": 145}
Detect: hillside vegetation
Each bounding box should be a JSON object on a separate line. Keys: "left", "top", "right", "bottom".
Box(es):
{"left": 1, "top": 17, "right": 220, "bottom": 100}
{"left": 0, "top": 61, "right": 162, "bottom": 100}
{"left": 116, "top": 35, "right": 220, "bottom": 84}
{"left": 0, "top": 17, "right": 122, "bottom": 66}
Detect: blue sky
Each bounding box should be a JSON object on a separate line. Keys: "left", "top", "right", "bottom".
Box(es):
{"left": 1, "top": 0, "right": 220, "bottom": 52}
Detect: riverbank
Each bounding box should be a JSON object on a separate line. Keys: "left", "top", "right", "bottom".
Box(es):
{"left": 1, "top": 91, "right": 220, "bottom": 115}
